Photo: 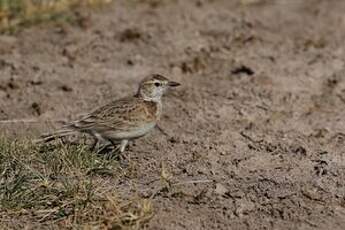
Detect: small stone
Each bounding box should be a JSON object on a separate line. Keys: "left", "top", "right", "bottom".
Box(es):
{"left": 235, "top": 198, "right": 255, "bottom": 217}
{"left": 215, "top": 183, "right": 228, "bottom": 196}
{"left": 31, "top": 102, "right": 41, "bottom": 116}
{"left": 59, "top": 85, "right": 73, "bottom": 92}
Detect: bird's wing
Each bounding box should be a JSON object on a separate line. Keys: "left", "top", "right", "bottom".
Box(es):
{"left": 68, "top": 96, "right": 157, "bottom": 132}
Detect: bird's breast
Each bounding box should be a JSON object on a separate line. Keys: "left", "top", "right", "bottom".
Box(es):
{"left": 143, "top": 100, "right": 162, "bottom": 120}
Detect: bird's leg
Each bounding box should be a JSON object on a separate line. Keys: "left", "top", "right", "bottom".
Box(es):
{"left": 119, "top": 139, "right": 128, "bottom": 153}
{"left": 104, "top": 139, "right": 129, "bottom": 162}
{"left": 90, "top": 138, "right": 99, "bottom": 151}
{"left": 117, "top": 139, "right": 129, "bottom": 164}
{"left": 91, "top": 132, "right": 113, "bottom": 154}
{"left": 90, "top": 132, "right": 100, "bottom": 151}
{"left": 105, "top": 139, "right": 128, "bottom": 152}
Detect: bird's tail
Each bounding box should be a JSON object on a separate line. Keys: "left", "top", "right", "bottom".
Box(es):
{"left": 33, "top": 128, "right": 77, "bottom": 144}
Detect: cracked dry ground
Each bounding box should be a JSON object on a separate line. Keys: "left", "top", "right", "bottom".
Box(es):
{"left": 1, "top": 0, "right": 345, "bottom": 229}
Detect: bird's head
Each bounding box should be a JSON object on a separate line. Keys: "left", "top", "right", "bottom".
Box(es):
{"left": 137, "top": 74, "right": 180, "bottom": 101}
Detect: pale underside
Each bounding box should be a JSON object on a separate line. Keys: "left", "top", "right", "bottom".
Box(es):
{"left": 92, "top": 122, "right": 157, "bottom": 142}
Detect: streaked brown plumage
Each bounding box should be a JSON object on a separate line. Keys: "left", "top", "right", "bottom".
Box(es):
{"left": 37, "top": 74, "right": 180, "bottom": 154}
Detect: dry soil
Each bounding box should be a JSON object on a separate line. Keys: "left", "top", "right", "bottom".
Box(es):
{"left": 1, "top": 0, "right": 345, "bottom": 229}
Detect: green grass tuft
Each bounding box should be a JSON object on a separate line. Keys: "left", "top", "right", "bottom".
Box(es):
{"left": 0, "top": 137, "right": 153, "bottom": 229}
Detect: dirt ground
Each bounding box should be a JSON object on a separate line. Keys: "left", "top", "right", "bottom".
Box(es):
{"left": 1, "top": 0, "right": 345, "bottom": 229}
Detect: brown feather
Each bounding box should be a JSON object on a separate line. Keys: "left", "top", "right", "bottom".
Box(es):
{"left": 68, "top": 96, "right": 160, "bottom": 133}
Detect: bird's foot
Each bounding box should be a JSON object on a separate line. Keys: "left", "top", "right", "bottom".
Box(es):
{"left": 97, "top": 145, "right": 128, "bottom": 165}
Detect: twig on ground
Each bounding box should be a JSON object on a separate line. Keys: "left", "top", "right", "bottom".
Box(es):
{"left": 155, "top": 124, "right": 170, "bottom": 137}
{"left": 149, "top": 179, "right": 213, "bottom": 199}
{"left": 0, "top": 119, "right": 66, "bottom": 124}
{"left": 172, "top": 179, "right": 213, "bottom": 186}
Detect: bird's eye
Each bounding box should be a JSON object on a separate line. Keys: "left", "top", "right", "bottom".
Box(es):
{"left": 154, "top": 82, "right": 160, "bottom": 87}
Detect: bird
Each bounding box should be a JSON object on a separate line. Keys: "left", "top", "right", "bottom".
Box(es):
{"left": 37, "top": 74, "right": 180, "bottom": 155}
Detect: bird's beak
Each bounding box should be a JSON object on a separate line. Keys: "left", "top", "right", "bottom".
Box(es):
{"left": 168, "top": 81, "right": 181, "bottom": 87}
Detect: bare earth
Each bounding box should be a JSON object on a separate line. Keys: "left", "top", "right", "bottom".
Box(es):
{"left": 1, "top": 0, "right": 345, "bottom": 229}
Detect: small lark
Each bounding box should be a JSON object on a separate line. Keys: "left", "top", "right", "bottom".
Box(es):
{"left": 39, "top": 74, "right": 180, "bottom": 154}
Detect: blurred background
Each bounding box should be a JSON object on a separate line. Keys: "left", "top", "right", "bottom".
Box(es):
{"left": 0, "top": 0, "right": 111, "bottom": 31}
